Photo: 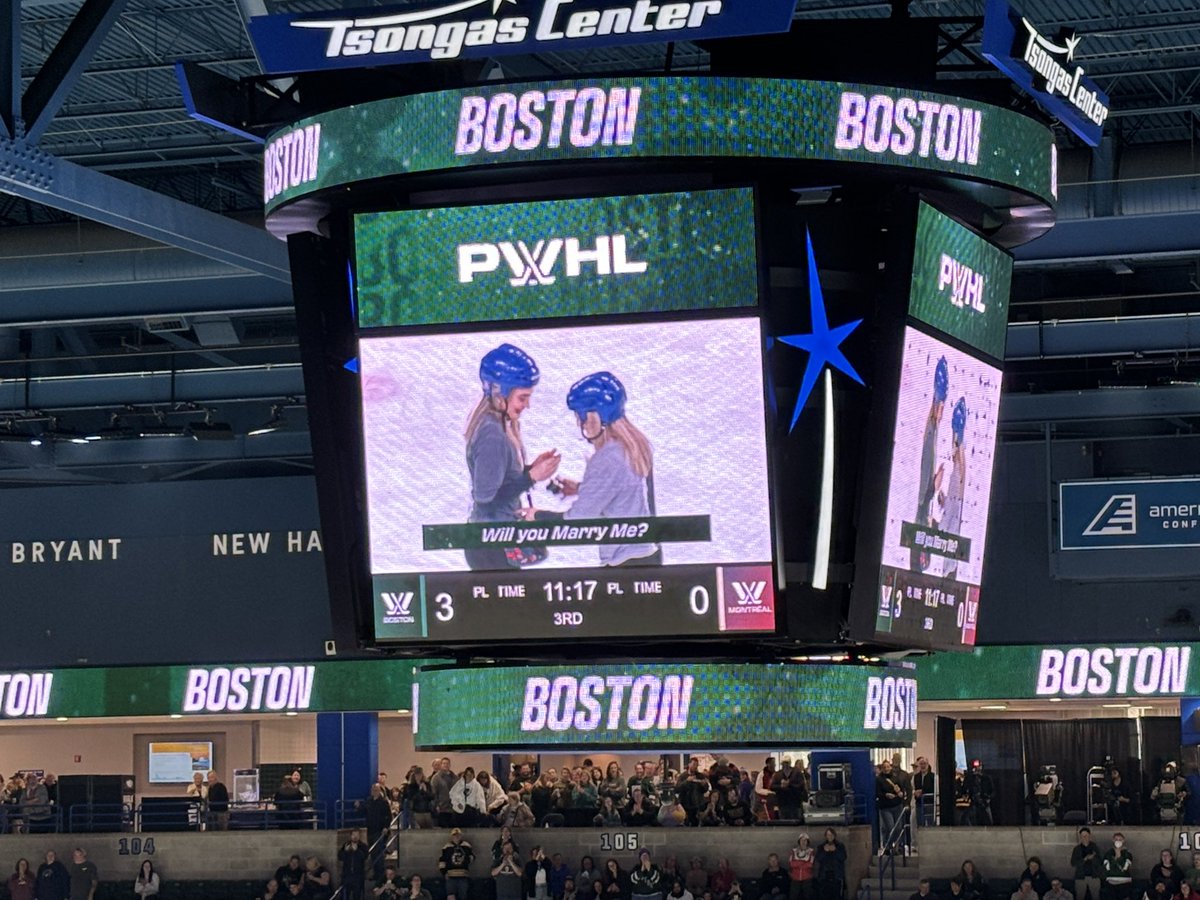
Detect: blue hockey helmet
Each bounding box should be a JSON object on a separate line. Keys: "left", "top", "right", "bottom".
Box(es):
{"left": 479, "top": 344, "right": 540, "bottom": 397}
{"left": 934, "top": 356, "right": 949, "bottom": 403}
{"left": 952, "top": 397, "right": 968, "bottom": 442}
{"left": 566, "top": 371, "right": 627, "bottom": 427}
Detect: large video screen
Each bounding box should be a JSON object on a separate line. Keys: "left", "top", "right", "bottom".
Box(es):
{"left": 360, "top": 316, "right": 775, "bottom": 643}
{"left": 869, "top": 327, "right": 1002, "bottom": 648}
{"left": 147, "top": 741, "right": 213, "bottom": 783}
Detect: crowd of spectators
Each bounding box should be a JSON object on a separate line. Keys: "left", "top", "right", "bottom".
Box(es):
{"left": 387, "top": 757, "right": 811, "bottom": 831}
{"left": 912, "top": 829, "right": 1199, "bottom": 900}
{"left": 0, "top": 771, "right": 59, "bottom": 833}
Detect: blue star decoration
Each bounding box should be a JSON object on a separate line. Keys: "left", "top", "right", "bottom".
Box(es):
{"left": 777, "top": 229, "right": 865, "bottom": 432}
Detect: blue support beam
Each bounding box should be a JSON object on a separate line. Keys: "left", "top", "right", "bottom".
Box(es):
{"left": 0, "top": 0, "right": 18, "bottom": 139}
{"left": 0, "top": 138, "right": 291, "bottom": 282}
{"left": 1014, "top": 211, "right": 1200, "bottom": 265}
{"left": 22, "top": 0, "right": 130, "bottom": 144}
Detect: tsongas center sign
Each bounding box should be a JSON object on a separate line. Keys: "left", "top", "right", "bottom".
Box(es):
{"left": 919, "top": 643, "right": 1197, "bottom": 700}
{"left": 247, "top": 0, "right": 799, "bottom": 74}
{"left": 412, "top": 663, "right": 918, "bottom": 748}
{"left": 982, "top": 0, "right": 1111, "bottom": 147}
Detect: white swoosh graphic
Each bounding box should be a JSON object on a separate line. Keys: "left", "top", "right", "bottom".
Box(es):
{"left": 293, "top": 0, "right": 490, "bottom": 30}
{"left": 1021, "top": 18, "right": 1072, "bottom": 57}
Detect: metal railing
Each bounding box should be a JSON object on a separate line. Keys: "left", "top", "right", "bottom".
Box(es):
{"left": 877, "top": 808, "right": 912, "bottom": 896}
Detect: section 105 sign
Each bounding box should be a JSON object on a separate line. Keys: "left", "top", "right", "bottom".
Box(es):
{"left": 412, "top": 663, "right": 918, "bottom": 748}
{"left": 248, "top": 0, "right": 799, "bottom": 74}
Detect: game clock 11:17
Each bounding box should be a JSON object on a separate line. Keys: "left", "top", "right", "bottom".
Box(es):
{"left": 373, "top": 563, "right": 776, "bottom": 642}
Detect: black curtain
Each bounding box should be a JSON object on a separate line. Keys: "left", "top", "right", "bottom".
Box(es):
{"left": 1021, "top": 719, "right": 1136, "bottom": 822}
{"left": 961, "top": 719, "right": 1025, "bottom": 826}
{"left": 936, "top": 716, "right": 957, "bottom": 826}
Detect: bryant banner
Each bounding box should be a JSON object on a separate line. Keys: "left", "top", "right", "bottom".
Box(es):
{"left": 908, "top": 201, "right": 1013, "bottom": 361}
{"left": 918, "top": 643, "right": 1196, "bottom": 700}
{"left": 354, "top": 189, "right": 759, "bottom": 328}
{"left": 264, "top": 77, "right": 1056, "bottom": 214}
{"left": 0, "top": 659, "right": 433, "bottom": 720}
{"left": 413, "top": 663, "right": 917, "bottom": 748}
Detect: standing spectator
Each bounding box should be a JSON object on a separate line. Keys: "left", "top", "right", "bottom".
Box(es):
{"left": 304, "top": 858, "right": 332, "bottom": 900}
{"left": 962, "top": 761, "right": 995, "bottom": 826}
{"left": 207, "top": 770, "right": 230, "bottom": 831}
{"left": 291, "top": 769, "right": 313, "bottom": 802}
{"left": 525, "top": 847, "right": 553, "bottom": 900}
{"left": 405, "top": 769, "right": 435, "bottom": 830}
{"left": 1044, "top": 879, "right": 1070, "bottom": 900}
{"left": 891, "top": 755, "right": 913, "bottom": 808}
{"left": 432, "top": 759, "right": 457, "bottom": 827}
{"left": 631, "top": 851, "right": 665, "bottom": 900}
{"left": 773, "top": 759, "right": 809, "bottom": 822}
{"left": 913, "top": 758, "right": 936, "bottom": 828}
{"left": 373, "top": 865, "right": 404, "bottom": 898}
{"left": 1107, "top": 770, "right": 1132, "bottom": 826}
{"left": 274, "top": 776, "right": 304, "bottom": 831}
{"left": 755, "top": 761, "right": 777, "bottom": 822}
{"left": 594, "top": 796, "right": 622, "bottom": 827}
{"left": 578, "top": 857, "right": 600, "bottom": 900}
{"left": 499, "top": 792, "right": 536, "bottom": 829}
{"left": 698, "top": 791, "right": 723, "bottom": 827}
{"left": 788, "top": 835, "right": 815, "bottom": 900}
{"left": 36, "top": 850, "right": 70, "bottom": 900}
{"left": 340, "top": 828, "right": 369, "bottom": 900}
{"left": 493, "top": 842, "right": 523, "bottom": 900}
{"left": 959, "top": 862, "right": 986, "bottom": 900}
{"left": 23, "top": 776, "right": 51, "bottom": 833}
{"left": 478, "top": 771, "right": 507, "bottom": 821}
{"left": 8, "top": 858, "right": 34, "bottom": 900}
{"left": 451, "top": 767, "right": 487, "bottom": 827}
{"left": 551, "top": 854, "right": 573, "bottom": 900}
{"left": 876, "top": 760, "right": 905, "bottom": 850}
{"left": 623, "top": 787, "right": 656, "bottom": 826}
{"left": 684, "top": 859, "right": 708, "bottom": 899}
{"left": 814, "top": 829, "right": 846, "bottom": 900}
{"left": 1103, "top": 834, "right": 1134, "bottom": 900}
{"left": 67, "top": 848, "right": 98, "bottom": 900}
{"left": 365, "top": 784, "right": 393, "bottom": 879}
{"left": 133, "top": 861, "right": 159, "bottom": 897}
{"left": 439, "top": 827, "right": 476, "bottom": 900}
{"left": 1019, "top": 859, "right": 1051, "bottom": 898}
{"left": 1072, "top": 830, "right": 1103, "bottom": 900}
{"left": 662, "top": 860, "right": 681, "bottom": 889}
{"left": 679, "top": 761, "right": 710, "bottom": 825}
{"left": 492, "top": 827, "right": 520, "bottom": 866}
{"left": 1151, "top": 850, "right": 1183, "bottom": 896}
{"left": 604, "top": 859, "right": 630, "bottom": 900}
{"left": 759, "top": 854, "right": 790, "bottom": 900}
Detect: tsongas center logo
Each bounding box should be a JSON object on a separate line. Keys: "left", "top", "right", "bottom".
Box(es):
{"left": 284, "top": 0, "right": 735, "bottom": 63}
{"left": 458, "top": 234, "right": 646, "bottom": 286}
{"left": 1083, "top": 494, "right": 1137, "bottom": 537}
{"left": 1018, "top": 18, "right": 1109, "bottom": 130}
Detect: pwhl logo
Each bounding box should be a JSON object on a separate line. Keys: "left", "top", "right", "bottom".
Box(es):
{"left": 938, "top": 254, "right": 986, "bottom": 314}
{"left": 248, "top": 0, "right": 799, "bottom": 74}
{"left": 458, "top": 235, "right": 646, "bottom": 286}
{"left": 732, "top": 581, "right": 767, "bottom": 605}
{"left": 1083, "top": 494, "right": 1137, "bottom": 537}
{"left": 382, "top": 591, "right": 417, "bottom": 625}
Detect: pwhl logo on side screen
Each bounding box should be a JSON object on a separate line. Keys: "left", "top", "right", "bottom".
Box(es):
{"left": 458, "top": 235, "right": 647, "bottom": 286}
{"left": 247, "top": 0, "right": 799, "bottom": 74}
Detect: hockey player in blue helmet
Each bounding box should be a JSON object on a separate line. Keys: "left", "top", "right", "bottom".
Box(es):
{"left": 520, "top": 371, "right": 660, "bottom": 567}
{"left": 463, "top": 343, "right": 560, "bottom": 570}
{"left": 913, "top": 355, "right": 950, "bottom": 572}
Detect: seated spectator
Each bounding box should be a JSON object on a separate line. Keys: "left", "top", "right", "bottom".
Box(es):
{"left": 663, "top": 858, "right": 682, "bottom": 886}
{"left": 552, "top": 854, "right": 573, "bottom": 900}
{"left": 711, "top": 859, "right": 737, "bottom": 900}
{"left": 1012, "top": 879, "right": 1039, "bottom": 900}
{"left": 624, "top": 787, "right": 657, "bottom": 826}
{"left": 304, "top": 856, "right": 332, "bottom": 900}
{"left": 658, "top": 797, "right": 688, "bottom": 827}
{"left": 408, "top": 875, "right": 434, "bottom": 900}
{"left": 723, "top": 788, "right": 752, "bottom": 826}
{"left": 729, "top": 881, "right": 745, "bottom": 900}
{"left": 1147, "top": 882, "right": 1173, "bottom": 900}
{"left": 492, "top": 827, "right": 521, "bottom": 865}
{"left": 698, "top": 791, "right": 724, "bottom": 827}
{"left": 565, "top": 878, "right": 580, "bottom": 900}
{"left": 948, "top": 880, "right": 966, "bottom": 900}
{"left": 571, "top": 770, "right": 599, "bottom": 811}
{"left": 760, "top": 854, "right": 791, "bottom": 900}
{"left": 1045, "top": 881, "right": 1071, "bottom": 900}
{"left": 374, "top": 865, "right": 404, "bottom": 898}
{"left": 911, "top": 880, "right": 937, "bottom": 900}
{"left": 604, "top": 859, "right": 631, "bottom": 900}
{"left": 600, "top": 765, "right": 627, "bottom": 808}
{"left": 594, "top": 795, "right": 623, "bottom": 827}
{"left": 959, "top": 861, "right": 987, "bottom": 900}
{"left": 496, "top": 791, "right": 535, "bottom": 829}
{"left": 1021, "top": 859, "right": 1051, "bottom": 899}
{"left": 685, "top": 859, "right": 709, "bottom": 898}
{"left": 670, "top": 881, "right": 695, "bottom": 900}
{"left": 276, "top": 856, "right": 306, "bottom": 895}
{"left": 1153, "top": 851, "right": 1184, "bottom": 897}
{"left": 1181, "top": 883, "right": 1197, "bottom": 900}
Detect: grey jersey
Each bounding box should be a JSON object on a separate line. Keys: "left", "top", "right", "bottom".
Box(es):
{"left": 467, "top": 414, "right": 525, "bottom": 522}
{"left": 566, "top": 440, "right": 657, "bottom": 566}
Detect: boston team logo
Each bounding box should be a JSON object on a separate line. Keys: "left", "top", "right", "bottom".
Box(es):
{"left": 381, "top": 590, "right": 418, "bottom": 625}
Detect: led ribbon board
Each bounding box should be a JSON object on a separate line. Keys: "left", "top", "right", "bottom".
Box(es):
{"left": 0, "top": 659, "right": 430, "bottom": 720}
{"left": 413, "top": 663, "right": 917, "bottom": 748}
{"left": 263, "top": 77, "right": 1056, "bottom": 215}
{"left": 917, "top": 643, "right": 1195, "bottom": 700}
{"left": 981, "top": 0, "right": 1110, "bottom": 147}
{"left": 908, "top": 201, "right": 1013, "bottom": 362}
{"left": 248, "top": 0, "right": 799, "bottom": 75}
{"left": 354, "top": 190, "right": 758, "bottom": 328}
